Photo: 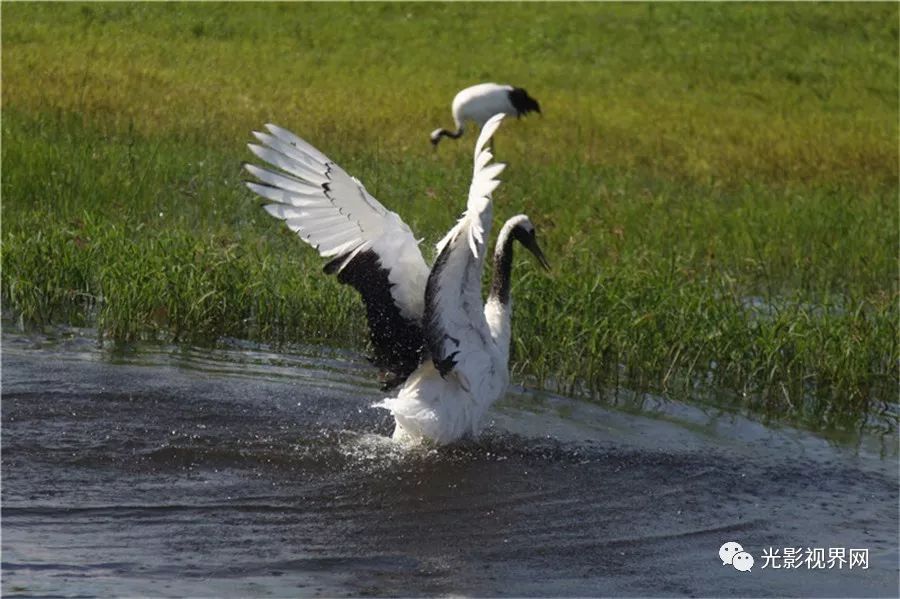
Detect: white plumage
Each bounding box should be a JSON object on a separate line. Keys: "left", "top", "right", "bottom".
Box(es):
{"left": 245, "top": 124, "right": 429, "bottom": 324}
{"left": 430, "top": 82, "right": 541, "bottom": 147}
{"left": 244, "top": 113, "right": 548, "bottom": 445}
{"left": 386, "top": 209, "right": 549, "bottom": 444}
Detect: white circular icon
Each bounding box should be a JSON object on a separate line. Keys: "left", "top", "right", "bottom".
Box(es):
{"left": 732, "top": 551, "right": 754, "bottom": 572}
{"left": 719, "top": 541, "right": 744, "bottom": 565}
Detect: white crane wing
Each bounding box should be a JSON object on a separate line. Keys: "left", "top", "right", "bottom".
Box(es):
{"left": 244, "top": 124, "right": 429, "bottom": 388}
{"left": 424, "top": 114, "right": 506, "bottom": 385}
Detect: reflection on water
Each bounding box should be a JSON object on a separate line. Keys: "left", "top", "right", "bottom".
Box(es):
{"left": 2, "top": 329, "right": 898, "bottom": 597}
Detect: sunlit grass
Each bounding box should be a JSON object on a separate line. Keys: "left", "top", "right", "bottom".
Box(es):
{"left": 2, "top": 3, "right": 897, "bottom": 433}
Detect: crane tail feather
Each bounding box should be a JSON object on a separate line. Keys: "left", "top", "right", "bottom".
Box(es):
{"left": 474, "top": 113, "right": 505, "bottom": 160}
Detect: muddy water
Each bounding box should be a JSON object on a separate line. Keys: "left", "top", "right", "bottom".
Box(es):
{"left": 2, "top": 331, "right": 897, "bottom": 597}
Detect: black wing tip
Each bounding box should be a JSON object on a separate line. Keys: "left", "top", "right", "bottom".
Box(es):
{"left": 322, "top": 254, "right": 346, "bottom": 276}
{"left": 324, "top": 248, "right": 428, "bottom": 384}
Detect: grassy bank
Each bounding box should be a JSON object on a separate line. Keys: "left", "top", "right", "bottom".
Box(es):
{"left": 2, "top": 3, "right": 897, "bottom": 432}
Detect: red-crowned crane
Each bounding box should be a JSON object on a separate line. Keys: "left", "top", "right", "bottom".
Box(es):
{"left": 430, "top": 83, "right": 541, "bottom": 147}
{"left": 244, "top": 114, "right": 549, "bottom": 444}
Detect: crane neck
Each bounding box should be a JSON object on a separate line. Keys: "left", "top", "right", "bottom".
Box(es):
{"left": 489, "top": 223, "right": 516, "bottom": 306}
{"left": 486, "top": 225, "right": 515, "bottom": 359}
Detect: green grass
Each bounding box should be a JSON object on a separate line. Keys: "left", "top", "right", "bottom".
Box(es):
{"left": 2, "top": 3, "right": 897, "bottom": 434}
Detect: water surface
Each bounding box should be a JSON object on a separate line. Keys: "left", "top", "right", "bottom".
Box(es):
{"left": 2, "top": 331, "right": 897, "bottom": 597}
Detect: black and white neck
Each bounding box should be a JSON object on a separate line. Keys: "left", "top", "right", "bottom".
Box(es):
{"left": 430, "top": 124, "right": 464, "bottom": 146}
{"left": 489, "top": 217, "right": 524, "bottom": 306}
{"left": 485, "top": 215, "right": 548, "bottom": 357}
{"left": 484, "top": 221, "right": 517, "bottom": 358}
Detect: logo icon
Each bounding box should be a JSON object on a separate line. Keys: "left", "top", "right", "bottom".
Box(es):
{"left": 733, "top": 551, "right": 754, "bottom": 572}
{"left": 720, "top": 541, "right": 754, "bottom": 572}
{"left": 719, "top": 541, "right": 744, "bottom": 565}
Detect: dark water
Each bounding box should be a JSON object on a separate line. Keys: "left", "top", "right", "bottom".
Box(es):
{"left": 2, "top": 331, "right": 898, "bottom": 597}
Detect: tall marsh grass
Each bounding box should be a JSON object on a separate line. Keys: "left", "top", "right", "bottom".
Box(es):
{"left": 2, "top": 3, "right": 897, "bottom": 432}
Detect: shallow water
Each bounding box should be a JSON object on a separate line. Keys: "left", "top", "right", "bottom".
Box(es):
{"left": 2, "top": 330, "right": 898, "bottom": 597}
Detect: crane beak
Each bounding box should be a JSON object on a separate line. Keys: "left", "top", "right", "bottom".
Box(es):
{"left": 523, "top": 234, "right": 551, "bottom": 271}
